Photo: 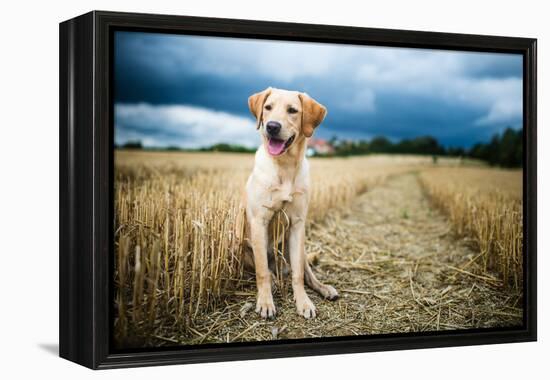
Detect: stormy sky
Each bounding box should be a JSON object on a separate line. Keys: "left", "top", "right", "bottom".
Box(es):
{"left": 114, "top": 31, "right": 523, "bottom": 149}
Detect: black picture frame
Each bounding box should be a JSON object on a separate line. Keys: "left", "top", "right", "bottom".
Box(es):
{"left": 59, "top": 10, "right": 537, "bottom": 369}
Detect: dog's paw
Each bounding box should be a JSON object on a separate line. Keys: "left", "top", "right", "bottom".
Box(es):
{"left": 296, "top": 296, "right": 316, "bottom": 319}
{"left": 256, "top": 294, "right": 276, "bottom": 319}
{"left": 322, "top": 285, "right": 339, "bottom": 301}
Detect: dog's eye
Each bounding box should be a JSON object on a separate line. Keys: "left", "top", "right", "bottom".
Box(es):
{"left": 288, "top": 107, "right": 298, "bottom": 114}
{"left": 265, "top": 104, "right": 272, "bottom": 111}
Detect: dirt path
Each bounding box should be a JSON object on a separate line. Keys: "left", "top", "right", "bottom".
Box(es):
{"left": 175, "top": 173, "right": 522, "bottom": 344}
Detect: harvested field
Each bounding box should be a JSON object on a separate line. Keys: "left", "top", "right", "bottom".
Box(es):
{"left": 113, "top": 151, "right": 523, "bottom": 348}
{"left": 419, "top": 167, "right": 523, "bottom": 288}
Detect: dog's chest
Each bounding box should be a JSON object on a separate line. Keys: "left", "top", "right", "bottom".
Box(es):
{"left": 268, "top": 181, "right": 294, "bottom": 210}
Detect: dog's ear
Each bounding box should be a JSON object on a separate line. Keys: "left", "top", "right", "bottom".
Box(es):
{"left": 248, "top": 87, "right": 272, "bottom": 129}
{"left": 299, "top": 93, "right": 327, "bottom": 138}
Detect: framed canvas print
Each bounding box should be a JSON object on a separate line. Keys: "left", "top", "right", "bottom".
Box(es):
{"left": 59, "top": 11, "right": 537, "bottom": 369}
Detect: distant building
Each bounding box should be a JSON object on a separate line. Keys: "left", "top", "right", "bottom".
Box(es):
{"left": 307, "top": 138, "right": 335, "bottom": 156}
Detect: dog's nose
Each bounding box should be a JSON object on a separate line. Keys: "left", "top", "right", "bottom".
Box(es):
{"left": 266, "top": 121, "right": 281, "bottom": 136}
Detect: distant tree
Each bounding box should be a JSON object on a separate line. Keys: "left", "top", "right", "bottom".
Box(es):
{"left": 469, "top": 142, "right": 488, "bottom": 161}
{"left": 394, "top": 136, "right": 445, "bottom": 155}
{"left": 121, "top": 140, "right": 143, "bottom": 149}
{"left": 447, "top": 147, "right": 465, "bottom": 157}
{"left": 368, "top": 136, "right": 393, "bottom": 153}
{"left": 487, "top": 134, "right": 501, "bottom": 166}
{"left": 467, "top": 127, "right": 522, "bottom": 168}
{"left": 206, "top": 143, "right": 256, "bottom": 153}
{"left": 499, "top": 128, "right": 523, "bottom": 167}
{"left": 325, "top": 127, "right": 522, "bottom": 168}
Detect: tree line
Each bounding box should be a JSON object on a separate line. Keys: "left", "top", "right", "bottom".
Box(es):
{"left": 330, "top": 127, "right": 522, "bottom": 168}
{"left": 117, "top": 127, "right": 522, "bottom": 168}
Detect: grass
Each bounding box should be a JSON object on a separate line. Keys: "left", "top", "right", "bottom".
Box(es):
{"left": 418, "top": 167, "right": 523, "bottom": 289}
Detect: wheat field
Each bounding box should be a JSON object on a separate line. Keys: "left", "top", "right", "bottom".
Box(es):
{"left": 114, "top": 150, "right": 522, "bottom": 347}
{"left": 419, "top": 167, "right": 523, "bottom": 288}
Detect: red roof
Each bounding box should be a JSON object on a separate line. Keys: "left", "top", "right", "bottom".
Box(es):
{"left": 307, "top": 138, "right": 335, "bottom": 153}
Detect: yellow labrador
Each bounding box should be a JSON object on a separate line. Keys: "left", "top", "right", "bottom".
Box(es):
{"left": 238, "top": 87, "right": 338, "bottom": 319}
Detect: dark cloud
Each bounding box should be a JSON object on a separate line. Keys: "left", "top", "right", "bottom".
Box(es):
{"left": 459, "top": 53, "right": 523, "bottom": 79}
{"left": 114, "top": 31, "right": 523, "bottom": 148}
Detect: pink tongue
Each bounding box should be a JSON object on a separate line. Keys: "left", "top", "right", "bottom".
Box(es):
{"left": 267, "top": 138, "right": 286, "bottom": 155}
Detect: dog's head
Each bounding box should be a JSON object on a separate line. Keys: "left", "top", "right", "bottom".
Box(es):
{"left": 248, "top": 87, "right": 327, "bottom": 157}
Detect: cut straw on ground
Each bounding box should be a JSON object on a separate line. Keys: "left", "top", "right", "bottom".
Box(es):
{"left": 113, "top": 151, "right": 522, "bottom": 348}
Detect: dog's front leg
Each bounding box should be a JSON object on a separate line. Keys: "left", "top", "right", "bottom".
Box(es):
{"left": 249, "top": 216, "right": 276, "bottom": 318}
{"left": 289, "top": 219, "right": 316, "bottom": 318}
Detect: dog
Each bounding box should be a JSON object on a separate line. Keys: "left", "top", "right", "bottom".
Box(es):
{"left": 237, "top": 87, "right": 339, "bottom": 319}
